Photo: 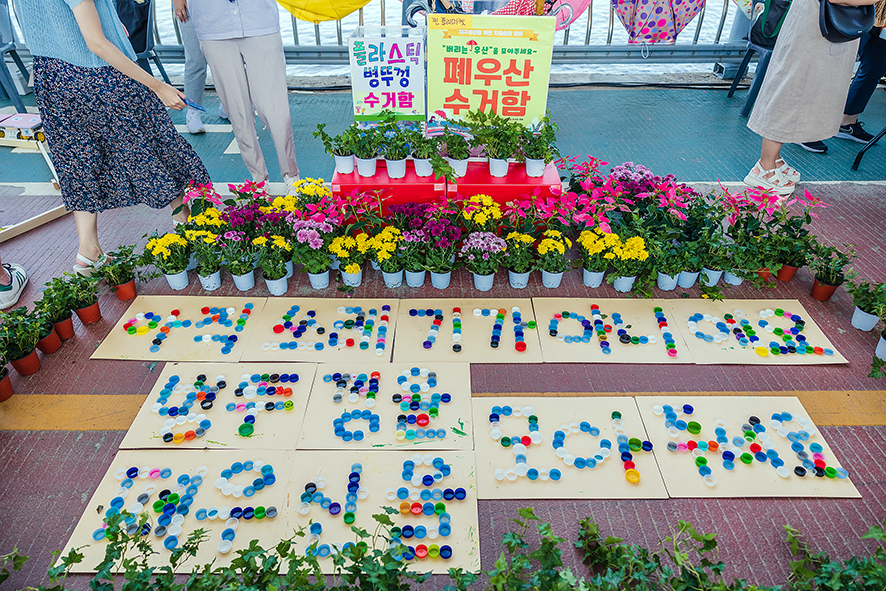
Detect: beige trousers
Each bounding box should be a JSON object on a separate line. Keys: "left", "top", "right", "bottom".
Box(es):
{"left": 201, "top": 33, "right": 299, "bottom": 182}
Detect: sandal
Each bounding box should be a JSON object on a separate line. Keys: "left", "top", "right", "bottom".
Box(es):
{"left": 73, "top": 253, "right": 107, "bottom": 277}
{"left": 743, "top": 160, "right": 796, "bottom": 196}
{"left": 775, "top": 158, "right": 800, "bottom": 180}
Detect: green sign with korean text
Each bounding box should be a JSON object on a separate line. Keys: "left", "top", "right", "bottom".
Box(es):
{"left": 426, "top": 14, "right": 555, "bottom": 127}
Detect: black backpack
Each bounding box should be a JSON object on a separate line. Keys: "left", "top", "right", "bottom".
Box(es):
{"left": 750, "top": 0, "right": 792, "bottom": 50}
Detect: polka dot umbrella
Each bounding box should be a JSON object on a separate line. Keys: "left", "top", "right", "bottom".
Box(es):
{"left": 611, "top": 0, "right": 706, "bottom": 44}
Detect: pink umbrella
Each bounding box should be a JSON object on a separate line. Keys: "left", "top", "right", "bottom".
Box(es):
{"left": 612, "top": 0, "right": 706, "bottom": 43}
{"left": 549, "top": 0, "right": 592, "bottom": 30}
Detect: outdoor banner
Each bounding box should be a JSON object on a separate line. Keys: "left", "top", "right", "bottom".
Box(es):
{"left": 348, "top": 27, "right": 426, "bottom": 121}
{"left": 426, "top": 14, "right": 555, "bottom": 128}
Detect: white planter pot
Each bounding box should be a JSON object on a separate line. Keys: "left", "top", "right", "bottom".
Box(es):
{"left": 677, "top": 270, "right": 699, "bottom": 288}
{"left": 473, "top": 272, "right": 495, "bottom": 292}
{"left": 329, "top": 255, "right": 340, "bottom": 270}
{"left": 876, "top": 334, "right": 886, "bottom": 361}
{"left": 509, "top": 269, "right": 530, "bottom": 289}
{"left": 284, "top": 259, "right": 294, "bottom": 279}
{"left": 405, "top": 269, "right": 426, "bottom": 287}
{"left": 701, "top": 267, "right": 723, "bottom": 286}
{"left": 541, "top": 270, "right": 563, "bottom": 288}
{"left": 851, "top": 306, "right": 880, "bottom": 331}
{"left": 334, "top": 154, "right": 355, "bottom": 175}
{"left": 342, "top": 267, "right": 363, "bottom": 287}
{"left": 489, "top": 157, "right": 508, "bottom": 177}
{"left": 414, "top": 158, "right": 433, "bottom": 177}
{"left": 657, "top": 272, "right": 679, "bottom": 291}
{"left": 370, "top": 260, "right": 380, "bottom": 271}
{"left": 199, "top": 270, "right": 222, "bottom": 291}
{"left": 387, "top": 158, "right": 407, "bottom": 179}
{"left": 525, "top": 158, "right": 545, "bottom": 177}
{"left": 613, "top": 275, "right": 636, "bottom": 293}
{"left": 723, "top": 270, "right": 744, "bottom": 286}
{"left": 583, "top": 268, "right": 605, "bottom": 288}
{"left": 382, "top": 270, "right": 403, "bottom": 288}
{"left": 445, "top": 157, "right": 468, "bottom": 177}
{"left": 232, "top": 270, "right": 255, "bottom": 291}
{"left": 356, "top": 157, "right": 377, "bottom": 177}
{"left": 430, "top": 271, "right": 451, "bottom": 290}
{"left": 308, "top": 270, "right": 329, "bottom": 289}
{"left": 265, "top": 275, "right": 288, "bottom": 296}
{"left": 165, "top": 270, "right": 189, "bottom": 291}
{"left": 186, "top": 253, "right": 198, "bottom": 272}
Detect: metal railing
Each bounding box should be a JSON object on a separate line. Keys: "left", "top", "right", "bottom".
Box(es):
{"left": 7, "top": 0, "right": 749, "bottom": 68}
{"left": 154, "top": 0, "right": 749, "bottom": 66}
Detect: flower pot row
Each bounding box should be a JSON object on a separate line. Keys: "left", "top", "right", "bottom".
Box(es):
{"left": 337, "top": 155, "right": 547, "bottom": 179}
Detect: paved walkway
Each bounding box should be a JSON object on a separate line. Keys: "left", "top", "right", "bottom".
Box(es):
{"left": 1, "top": 86, "right": 885, "bottom": 590}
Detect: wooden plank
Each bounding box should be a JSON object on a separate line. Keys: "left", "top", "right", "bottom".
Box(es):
{"left": 0, "top": 205, "right": 68, "bottom": 243}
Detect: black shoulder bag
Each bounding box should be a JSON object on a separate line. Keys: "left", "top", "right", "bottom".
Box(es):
{"left": 819, "top": 0, "right": 875, "bottom": 43}
{"left": 750, "top": 0, "right": 793, "bottom": 50}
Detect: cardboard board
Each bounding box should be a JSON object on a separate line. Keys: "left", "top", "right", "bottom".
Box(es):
{"left": 239, "top": 298, "right": 401, "bottom": 363}
{"left": 636, "top": 396, "right": 861, "bottom": 498}
{"left": 62, "top": 449, "right": 294, "bottom": 573}
{"left": 391, "top": 299, "right": 544, "bottom": 364}
{"left": 662, "top": 299, "right": 846, "bottom": 365}
{"left": 532, "top": 298, "right": 695, "bottom": 364}
{"left": 279, "top": 450, "right": 480, "bottom": 574}
{"left": 298, "top": 363, "right": 473, "bottom": 450}
{"left": 120, "top": 363, "right": 317, "bottom": 450}
{"left": 471, "top": 396, "right": 668, "bottom": 499}
{"left": 92, "top": 296, "right": 267, "bottom": 361}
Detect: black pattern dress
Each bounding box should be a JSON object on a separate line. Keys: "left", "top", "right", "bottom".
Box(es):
{"left": 33, "top": 56, "right": 211, "bottom": 213}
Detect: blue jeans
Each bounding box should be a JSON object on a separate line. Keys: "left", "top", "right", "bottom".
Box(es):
{"left": 179, "top": 17, "right": 207, "bottom": 107}
{"left": 844, "top": 27, "right": 886, "bottom": 117}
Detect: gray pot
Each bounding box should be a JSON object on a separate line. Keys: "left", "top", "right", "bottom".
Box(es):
{"left": 334, "top": 154, "right": 355, "bottom": 174}
{"left": 405, "top": 269, "right": 426, "bottom": 287}
{"left": 657, "top": 272, "right": 679, "bottom": 291}
{"left": 430, "top": 271, "right": 451, "bottom": 290}
{"left": 851, "top": 306, "right": 880, "bottom": 331}
{"left": 387, "top": 158, "right": 407, "bottom": 179}
{"left": 356, "top": 157, "right": 377, "bottom": 177}
{"left": 198, "top": 269, "right": 222, "bottom": 291}
{"left": 265, "top": 275, "right": 288, "bottom": 296}
{"left": 876, "top": 334, "right": 886, "bottom": 361}
{"left": 383, "top": 270, "right": 403, "bottom": 288}
{"left": 723, "top": 270, "right": 744, "bottom": 286}
{"left": 414, "top": 158, "right": 433, "bottom": 177}
{"left": 232, "top": 270, "right": 255, "bottom": 291}
{"left": 541, "top": 270, "right": 563, "bottom": 288}
{"left": 308, "top": 271, "right": 329, "bottom": 289}
{"left": 583, "top": 268, "right": 605, "bottom": 288}
{"left": 342, "top": 267, "right": 363, "bottom": 287}
{"left": 525, "top": 158, "right": 545, "bottom": 177}
{"left": 509, "top": 269, "right": 530, "bottom": 289}
{"left": 613, "top": 275, "right": 636, "bottom": 293}
{"left": 677, "top": 270, "right": 699, "bottom": 288}
{"left": 473, "top": 272, "right": 494, "bottom": 292}
{"left": 701, "top": 267, "right": 723, "bottom": 286}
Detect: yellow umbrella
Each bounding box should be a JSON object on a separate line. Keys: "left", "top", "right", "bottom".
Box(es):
{"left": 277, "top": 0, "right": 371, "bottom": 22}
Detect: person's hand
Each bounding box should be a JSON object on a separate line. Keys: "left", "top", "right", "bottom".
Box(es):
{"left": 154, "top": 83, "right": 186, "bottom": 109}
{"left": 173, "top": 0, "right": 189, "bottom": 22}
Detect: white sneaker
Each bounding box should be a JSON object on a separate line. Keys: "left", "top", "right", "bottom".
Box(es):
{"left": 218, "top": 102, "right": 228, "bottom": 120}
{"left": 186, "top": 109, "right": 205, "bottom": 135}
{"left": 283, "top": 174, "right": 300, "bottom": 196}
{"left": 0, "top": 263, "right": 28, "bottom": 310}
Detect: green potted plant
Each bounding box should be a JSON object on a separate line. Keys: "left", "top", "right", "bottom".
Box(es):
{"left": 576, "top": 227, "right": 616, "bottom": 288}
{"left": 439, "top": 128, "right": 471, "bottom": 177}
{"left": 845, "top": 276, "right": 886, "bottom": 331}
{"left": 184, "top": 229, "right": 224, "bottom": 291}
{"left": 253, "top": 235, "right": 292, "bottom": 296}
{"left": 535, "top": 229, "right": 572, "bottom": 288}
{"left": 675, "top": 240, "right": 706, "bottom": 289}
{"left": 94, "top": 244, "right": 142, "bottom": 301}
{"left": 0, "top": 306, "right": 44, "bottom": 376}
{"left": 520, "top": 114, "right": 559, "bottom": 177}
{"left": 409, "top": 132, "right": 438, "bottom": 177}
{"left": 649, "top": 239, "right": 683, "bottom": 291}
{"left": 465, "top": 110, "right": 520, "bottom": 178}
{"left": 0, "top": 354, "right": 12, "bottom": 402}
{"left": 459, "top": 231, "right": 507, "bottom": 292}
{"left": 809, "top": 243, "right": 855, "bottom": 302}
{"left": 35, "top": 314, "right": 61, "bottom": 355}
{"left": 35, "top": 276, "right": 77, "bottom": 340}
{"left": 65, "top": 272, "right": 102, "bottom": 325}
{"left": 505, "top": 231, "right": 536, "bottom": 289}
{"left": 144, "top": 232, "right": 191, "bottom": 290}
{"left": 313, "top": 123, "right": 356, "bottom": 174}
{"left": 380, "top": 124, "right": 410, "bottom": 179}
{"left": 352, "top": 125, "right": 383, "bottom": 177}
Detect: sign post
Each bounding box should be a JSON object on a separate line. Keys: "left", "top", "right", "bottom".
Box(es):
{"left": 348, "top": 26, "right": 426, "bottom": 122}
{"left": 426, "top": 14, "right": 555, "bottom": 128}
